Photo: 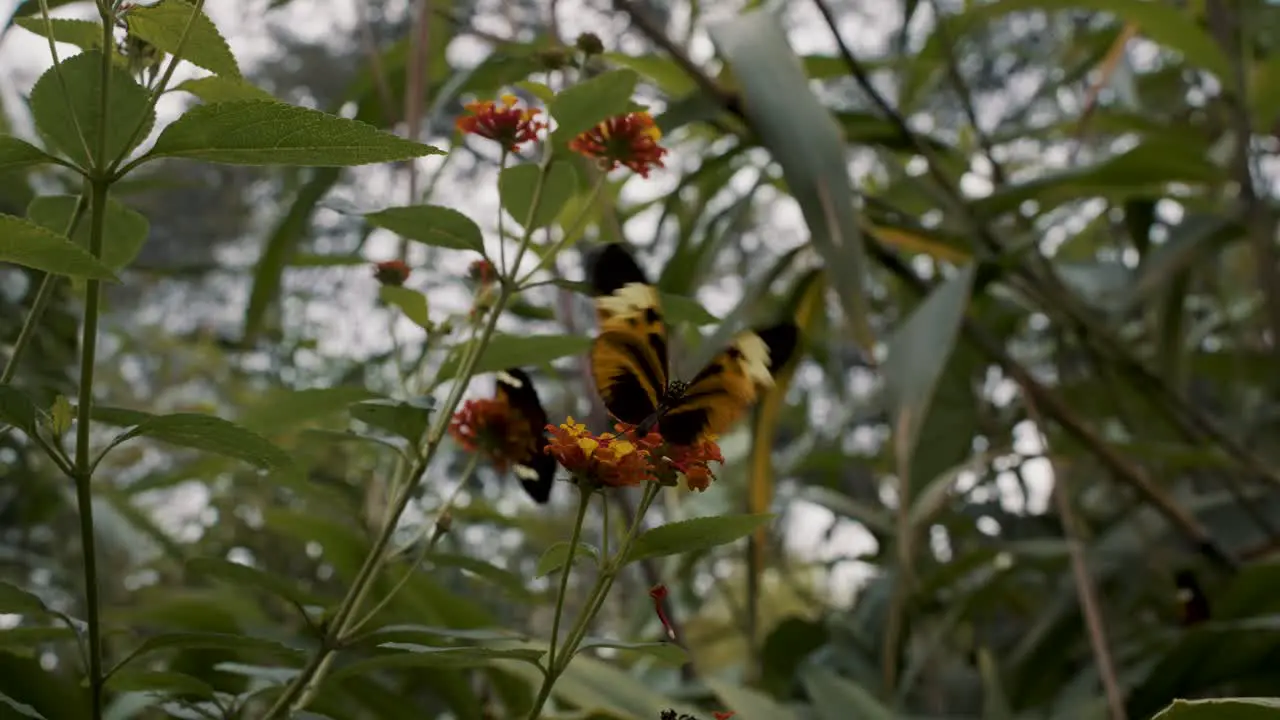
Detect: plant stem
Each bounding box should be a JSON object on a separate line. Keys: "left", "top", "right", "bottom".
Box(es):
{"left": 74, "top": 179, "right": 110, "bottom": 720}
{"left": 547, "top": 484, "right": 593, "bottom": 671}
{"left": 524, "top": 482, "right": 660, "bottom": 720}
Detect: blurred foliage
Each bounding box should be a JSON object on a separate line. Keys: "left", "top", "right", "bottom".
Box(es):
{"left": 4, "top": 0, "right": 1280, "bottom": 718}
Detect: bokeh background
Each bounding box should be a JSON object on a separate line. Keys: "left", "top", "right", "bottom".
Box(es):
{"left": 3, "top": 0, "right": 1280, "bottom": 718}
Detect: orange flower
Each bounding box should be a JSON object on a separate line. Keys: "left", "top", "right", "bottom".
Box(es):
{"left": 449, "top": 397, "right": 534, "bottom": 472}
{"left": 568, "top": 111, "right": 668, "bottom": 177}
{"left": 545, "top": 417, "right": 656, "bottom": 487}
{"left": 664, "top": 437, "right": 725, "bottom": 492}
{"left": 373, "top": 259, "right": 410, "bottom": 286}
{"left": 456, "top": 94, "right": 546, "bottom": 151}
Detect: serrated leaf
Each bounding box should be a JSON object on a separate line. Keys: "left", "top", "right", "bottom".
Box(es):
{"left": 174, "top": 76, "right": 274, "bottom": 103}
{"left": 125, "top": 0, "right": 239, "bottom": 77}
{"left": 1153, "top": 698, "right": 1280, "bottom": 719}
{"left": 0, "top": 387, "right": 42, "bottom": 439}
{"left": 0, "top": 135, "right": 60, "bottom": 171}
{"left": 105, "top": 669, "right": 215, "bottom": 698}
{"left": 499, "top": 161, "right": 578, "bottom": 230}
{"left": 534, "top": 541, "right": 600, "bottom": 578}
{"left": 185, "top": 557, "right": 323, "bottom": 609}
{"left": 625, "top": 514, "right": 775, "bottom": 565}
{"left": 27, "top": 194, "right": 149, "bottom": 272}
{"left": 435, "top": 333, "right": 592, "bottom": 382}
{"left": 883, "top": 265, "right": 975, "bottom": 471}
{"left": 349, "top": 398, "right": 434, "bottom": 442}
{"left": 514, "top": 80, "right": 554, "bottom": 103}
{"left": 379, "top": 286, "right": 432, "bottom": 331}
{"left": 29, "top": 50, "right": 154, "bottom": 169}
{"left": 329, "top": 645, "right": 545, "bottom": 680}
{"left": 105, "top": 413, "right": 295, "bottom": 472}
{"left": 548, "top": 69, "right": 639, "bottom": 139}
{"left": 364, "top": 204, "right": 484, "bottom": 251}
{"left": 578, "top": 639, "right": 689, "bottom": 666}
{"left": 13, "top": 17, "right": 102, "bottom": 51}
{"left": 237, "top": 386, "right": 380, "bottom": 433}
{"left": 801, "top": 666, "right": 894, "bottom": 720}
{"left": 0, "top": 582, "right": 49, "bottom": 616}
{"left": 146, "top": 100, "right": 444, "bottom": 166}
{"left": 0, "top": 213, "right": 118, "bottom": 280}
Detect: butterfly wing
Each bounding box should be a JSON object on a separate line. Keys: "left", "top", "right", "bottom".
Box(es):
{"left": 495, "top": 368, "right": 556, "bottom": 504}
{"left": 660, "top": 322, "right": 800, "bottom": 445}
{"left": 587, "top": 243, "right": 669, "bottom": 425}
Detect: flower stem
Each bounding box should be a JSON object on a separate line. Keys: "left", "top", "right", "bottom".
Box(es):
{"left": 523, "top": 482, "right": 660, "bottom": 720}
{"left": 514, "top": 175, "right": 608, "bottom": 289}
{"left": 547, "top": 484, "right": 593, "bottom": 672}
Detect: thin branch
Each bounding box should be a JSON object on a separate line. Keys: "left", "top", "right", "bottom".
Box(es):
{"left": 356, "top": 1, "right": 397, "bottom": 128}
{"left": 611, "top": 0, "right": 741, "bottom": 114}
{"left": 1023, "top": 396, "right": 1128, "bottom": 720}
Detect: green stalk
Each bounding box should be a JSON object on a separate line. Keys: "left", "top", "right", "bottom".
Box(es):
{"left": 523, "top": 482, "right": 660, "bottom": 720}
{"left": 74, "top": 180, "right": 109, "bottom": 720}
{"left": 2, "top": 195, "right": 88, "bottom": 385}
{"left": 547, "top": 484, "right": 593, "bottom": 671}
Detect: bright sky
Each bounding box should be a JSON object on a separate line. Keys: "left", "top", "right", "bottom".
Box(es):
{"left": 0, "top": 0, "right": 1054, "bottom": 608}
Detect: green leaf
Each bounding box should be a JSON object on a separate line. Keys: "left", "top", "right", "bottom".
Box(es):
{"left": 106, "top": 413, "right": 295, "bottom": 472}
{"left": 514, "top": 80, "right": 554, "bottom": 103}
{"left": 236, "top": 386, "right": 380, "bottom": 434}
{"left": 659, "top": 292, "right": 718, "bottom": 326}
{"left": 13, "top": 17, "right": 102, "bottom": 51}
{"left": 883, "top": 265, "right": 975, "bottom": 467}
{"left": 0, "top": 627, "right": 78, "bottom": 654}
{"left": 349, "top": 398, "right": 434, "bottom": 442}
{"left": 146, "top": 100, "right": 444, "bottom": 166}
{"left": 105, "top": 669, "right": 215, "bottom": 698}
{"left": 174, "top": 76, "right": 274, "bottom": 103}
{"left": 709, "top": 12, "right": 873, "bottom": 352}
{"left": 379, "top": 286, "right": 432, "bottom": 331}
{"left": 125, "top": 0, "right": 239, "bottom": 77}
{"left": 549, "top": 69, "right": 640, "bottom": 140}
{"left": 1153, "top": 698, "right": 1280, "bottom": 719}
{"left": 27, "top": 194, "right": 149, "bottom": 272}
{"left": 430, "top": 553, "right": 531, "bottom": 600}
{"left": 329, "top": 645, "right": 545, "bottom": 680}
{"left": 0, "top": 692, "right": 46, "bottom": 720}
{"left": 0, "top": 582, "right": 49, "bottom": 616}
{"left": 534, "top": 541, "right": 601, "bottom": 578}
{"left": 117, "top": 632, "right": 305, "bottom": 669}
{"left": 435, "top": 333, "right": 592, "bottom": 382}
{"left": 800, "top": 666, "right": 893, "bottom": 720}
{"left": 185, "top": 557, "right": 323, "bottom": 609}
{"left": 578, "top": 639, "right": 689, "bottom": 666}
{"left": 0, "top": 213, "right": 118, "bottom": 281}
{"left": 0, "top": 135, "right": 61, "bottom": 171}
{"left": 365, "top": 204, "right": 484, "bottom": 251}
{"left": 0, "top": 387, "right": 42, "bottom": 440}
{"left": 353, "top": 624, "right": 529, "bottom": 647}
{"left": 706, "top": 678, "right": 798, "bottom": 720}
{"left": 29, "top": 50, "right": 154, "bottom": 169}
{"left": 625, "top": 514, "right": 775, "bottom": 565}
{"left": 499, "top": 160, "right": 578, "bottom": 230}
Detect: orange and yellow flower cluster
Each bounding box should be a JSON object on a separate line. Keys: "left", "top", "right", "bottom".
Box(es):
{"left": 542, "top": 417, "right": 723, "bottom": 491}
{"left": 456, "top": 94, "right": 667, "bottom": 177}
{"left": 448, "top": 396, "right": 534, "bottom": 474}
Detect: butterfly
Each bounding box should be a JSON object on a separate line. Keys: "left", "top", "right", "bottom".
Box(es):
{"left": 586, "top": 243, "right": 800, "bottom": 446}
{"left": 493, "top": 367, "right": 557, "bottom": 504}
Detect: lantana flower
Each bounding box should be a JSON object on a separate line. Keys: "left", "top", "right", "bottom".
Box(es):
{"left": 663, "top": 437, "right": 725, "bottom": 492}
{"left": 456, "top": 94, "right": 546, "bottom": 152}
{"left": 373, "top": 259, "right": 411, "bottom": 286}
{"left": 569, "top": 111, "right": 668, "bottom": 177}
{"left": 544, "top": 417, "right": 658, "bottom": 487}
{"left": 449, "top": 396, "right": 534, "bottom": 472}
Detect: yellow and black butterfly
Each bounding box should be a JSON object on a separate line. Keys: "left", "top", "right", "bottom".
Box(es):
{"left": 494, "top": 367, "right": 557, "bottom": 504}
{"left": 587, "top": 243, "right": 800, "bottom": 446}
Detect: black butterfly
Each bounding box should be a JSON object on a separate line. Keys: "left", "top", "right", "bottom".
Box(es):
{"left": 493, "top": 368, "right": 556, "bottom": 504}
